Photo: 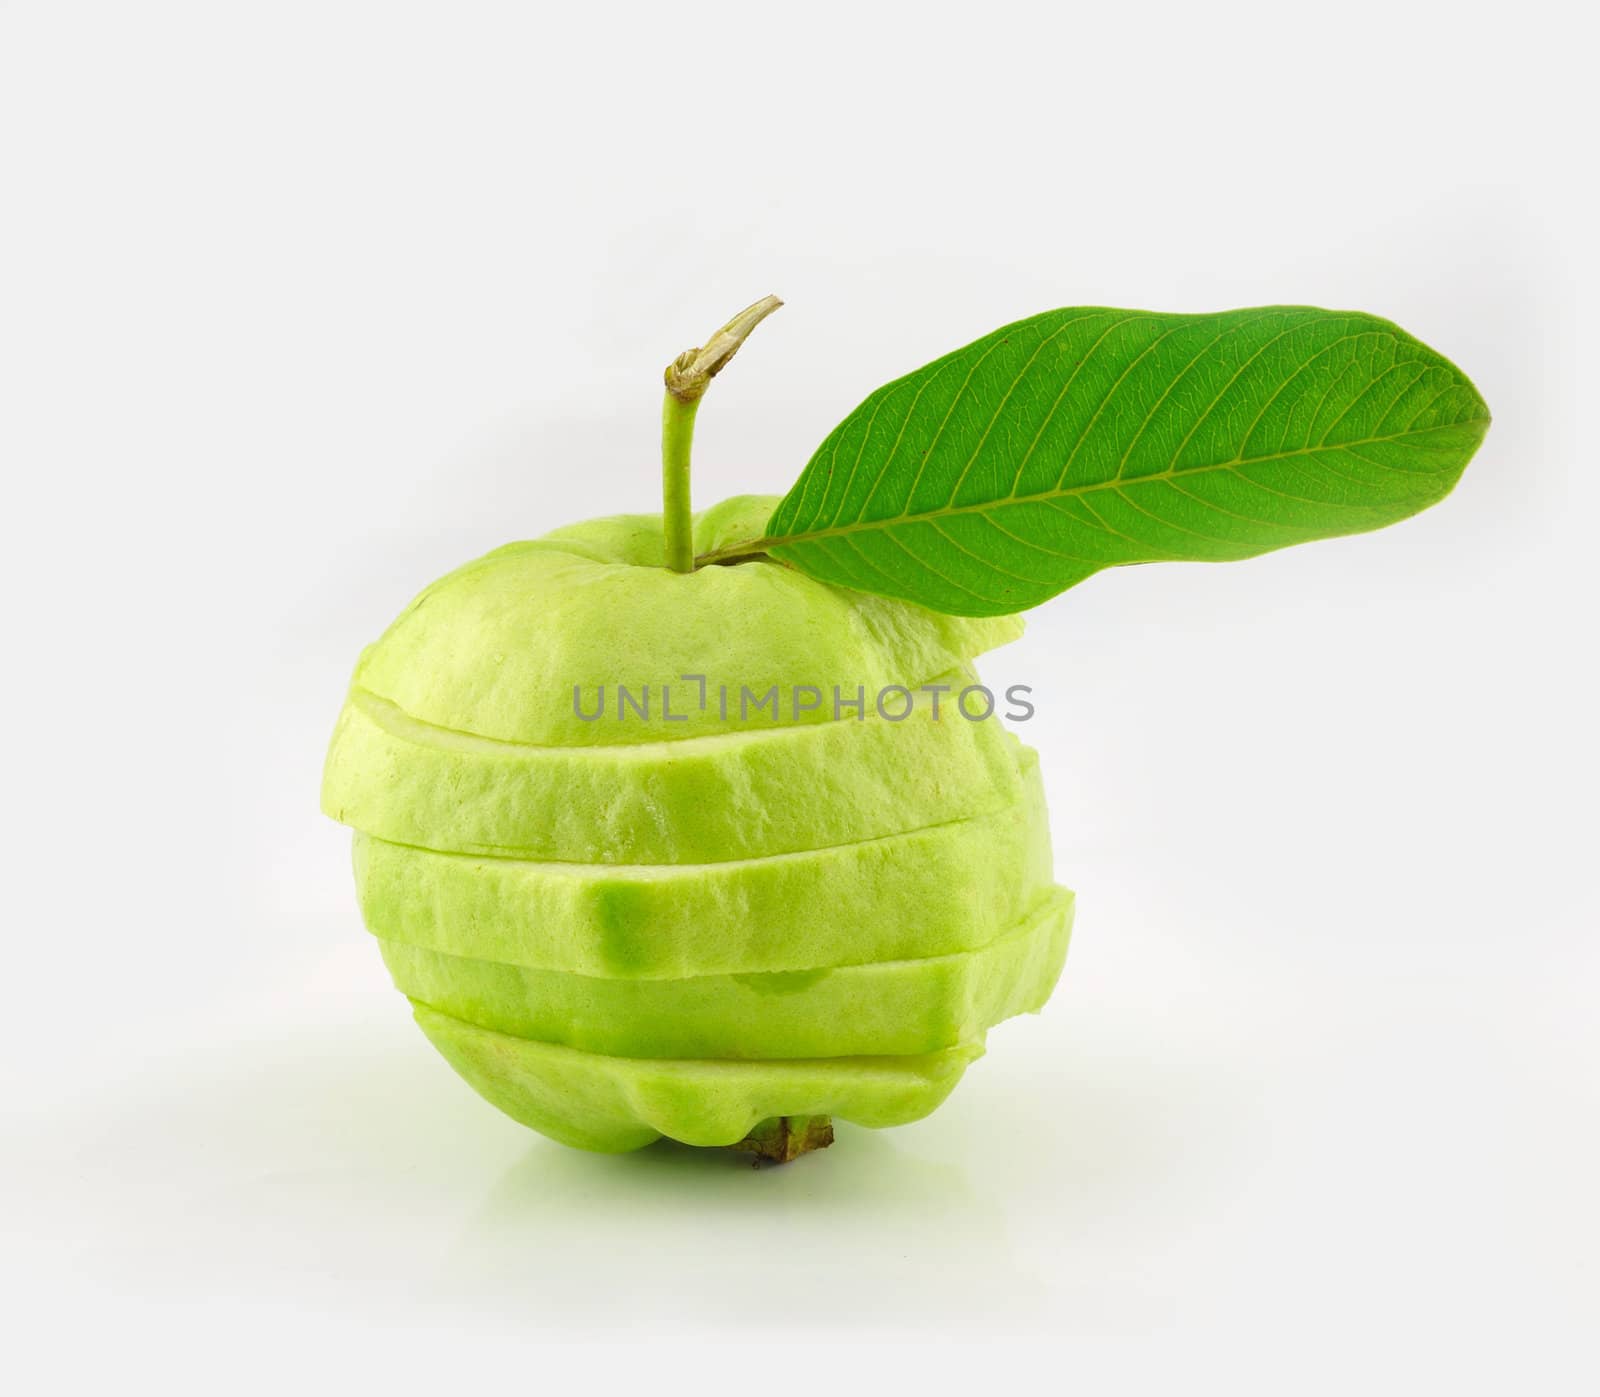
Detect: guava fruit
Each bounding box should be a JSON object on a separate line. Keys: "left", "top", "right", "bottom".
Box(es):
{"left": 323, "top": 499, "right": 1070, "bottom": 1156}
{"left": 322, "top": 298, "right": 1077, "bottom": 1161}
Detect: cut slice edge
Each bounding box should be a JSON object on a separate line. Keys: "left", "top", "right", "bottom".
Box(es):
{"left": 360, "top": 741, "right": 1039, "bottom": 875}
{"left": 344, "top": 658, "right": 1005, "bottom": 759}
{"left": 323, "top": 665, "right": 1030, "bottom": 865}
{"left": 381, "top": 887, "right": 1073, "bottom": 1058}
{"left": 354, "top": 752, "right": 1053, "bottom": 977}
{"left": 412, "top": 1002, "right": 987, "bottom": 1152}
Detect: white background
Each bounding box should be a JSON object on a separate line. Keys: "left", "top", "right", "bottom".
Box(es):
{"left": 2, "top": 1, "right": 1594, "bottom": 1389}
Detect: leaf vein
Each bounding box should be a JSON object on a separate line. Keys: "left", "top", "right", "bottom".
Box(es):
{"left": 1006, "top": 312, "right": 1148, "bottom": 497}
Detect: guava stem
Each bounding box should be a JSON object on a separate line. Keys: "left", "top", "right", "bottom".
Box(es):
{"left": 661, "top": 395, "right": 701, "bottom": 572}
{"left": 660, "top": 294, "right": 783, "bottom": 573}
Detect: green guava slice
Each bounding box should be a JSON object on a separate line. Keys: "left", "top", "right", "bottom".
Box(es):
{"left": 412, "top": 1001, "right": 986, "bottom": 1152}
{"left": 353, "top": 747, "right": 1051, "bottom": 977}
{"left": 351, "top": 495, "right": 1022, "bottom": 747}
{"left": 380, "top": 887, "right": 1071, "bottom": 1059}
{"left": 322, "top": 666, "right": 1028, "bottom": 864}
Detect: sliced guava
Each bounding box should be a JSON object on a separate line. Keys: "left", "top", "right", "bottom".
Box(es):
{"left": 382, "top": 888, "right": 1070, "bottom": 1058}
{"left": 322, "top": 667, "right": 1029, "bottom": 864}
{"left": 412, "top": 1002, "right": 986, "bottom": 1152}
{"left": 351, "top": 496, "right": 1023, "bottom": 747}
{"left": 354, "top": 747, "right": 1051, "bottom": 976}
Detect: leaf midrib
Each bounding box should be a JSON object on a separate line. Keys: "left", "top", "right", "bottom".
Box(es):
{"left": 711, "top": 416, "right": 1487, "bottom": 561}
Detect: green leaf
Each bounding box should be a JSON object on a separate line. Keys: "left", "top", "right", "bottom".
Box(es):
{"left": 716, "top": 307, "right": 1490, "bottom": 616}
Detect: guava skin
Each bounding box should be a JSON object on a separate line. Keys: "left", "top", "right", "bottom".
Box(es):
{"left": 323, "top": 496, "right": 1074, "bottom": 1154}
{"left": 353, "top": 495, "right": 1022, "bottom": 747}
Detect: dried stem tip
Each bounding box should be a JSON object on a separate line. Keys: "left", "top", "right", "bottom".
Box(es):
{"left": 664, "top": 294, "right": 784, "bottom": 403}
